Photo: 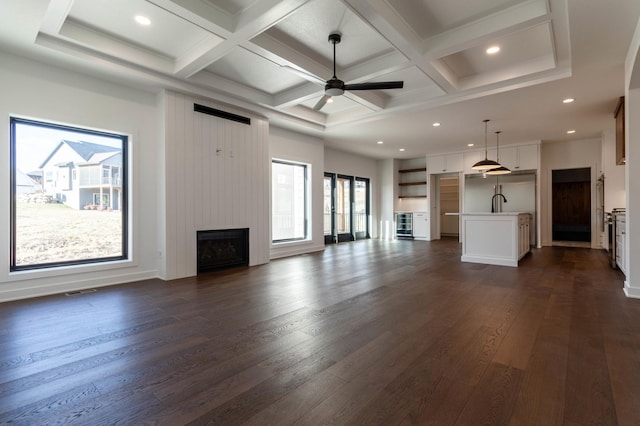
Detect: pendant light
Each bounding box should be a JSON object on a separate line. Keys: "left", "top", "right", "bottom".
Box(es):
{"left": 486, "top": 131, "right": 511, "bottom": 175}
{"left": 471, "top": 119, "right": 501, "bottom": 170}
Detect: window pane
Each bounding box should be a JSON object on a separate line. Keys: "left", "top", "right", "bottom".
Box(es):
{"left": 272, "top": 161, "right": 307, "bottom": 241}
{"left": 11, "top": 118, "right": 127, "bottom": 270}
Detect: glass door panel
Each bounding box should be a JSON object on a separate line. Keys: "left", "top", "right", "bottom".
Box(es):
{"left": 336, "top": 175, "right": 354, "bottom": 242}
{"left": 324, "top": 173, "right": 335, "bottom": 244}
{"left": 354, "top": 178, "right": 369, "bottom": 239}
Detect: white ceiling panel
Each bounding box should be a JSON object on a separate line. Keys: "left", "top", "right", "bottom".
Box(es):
{"left": 301, "top": 93, "right": 371, "bottom": 115}
{"left": 202, "top": 0, "right": 259, "bottom": 17}
{"left": 387, "top": 0, "right": 526, "bottom": 38}
{"left": 67, "top": 0, "right": 219, "bottom": 60}
{"left": 266, "top": 0, "right": 393, "bottom": 69}
{"left": 439, "top": 23, "right": 555, "bottom": 80}
{"left": 204, "top": 46, "right": 309, "bottom": 94}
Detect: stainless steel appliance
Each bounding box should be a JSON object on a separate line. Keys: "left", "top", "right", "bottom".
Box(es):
{"left": 396, "top": 212, "right": 413, "bottom": 239}
{"left": 608, "top": 208, "right": 626, "bottom": 269}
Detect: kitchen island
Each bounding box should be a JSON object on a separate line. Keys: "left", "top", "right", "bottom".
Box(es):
{"left": 461, "top": 212, "right": 531, "bottom": 267}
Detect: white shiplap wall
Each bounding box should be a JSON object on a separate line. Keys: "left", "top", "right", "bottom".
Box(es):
{"left": 162, "top": 91, "right": 270, "bottom": 280}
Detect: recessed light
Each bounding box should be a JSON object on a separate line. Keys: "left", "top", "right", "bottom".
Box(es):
{"left": 567, "top": 130, "right": 576, "bottom": 134}
{"left": 467, "top": 143, "right": 475, "bottom": 147}
{"left": 563, "top": 98, "right": 575, "bottom": 104}
{"left": 399, "top": 148, "right": 405, "bottom": 152}
{"left": 432, "top": 122, "right": 441, "bottom": 127}
{"left": 326, "top": 98, "right": 334, "bottom": 104}
{"left": 377, "top": 140, "right": 384, "bottom": 145}
{"left": 135, "top": 15, "right": 151, "bottom": 26}
{"left": 486, "top": 46, "right": 500, "bottom": 55}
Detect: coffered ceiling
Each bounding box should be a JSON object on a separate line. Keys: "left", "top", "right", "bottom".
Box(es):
{"left": 1, "top": 0, "right": 639, "bottom": 158}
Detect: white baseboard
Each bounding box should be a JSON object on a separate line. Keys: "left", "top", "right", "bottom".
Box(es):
{"left": 624, "top": 281, "right": 640, "bottom": 299}
{"left": 0, "top": 270, "right": 158, "bottom": 303}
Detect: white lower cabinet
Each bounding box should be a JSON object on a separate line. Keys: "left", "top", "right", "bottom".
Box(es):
{"left": 616, "top": 214, "right": 626, "bottom": 274}
{"left": 413, "top": 212, "right": 428, "bottom": 240}
{"left": 461, "top": 212, "right": 531, "bottom": 267}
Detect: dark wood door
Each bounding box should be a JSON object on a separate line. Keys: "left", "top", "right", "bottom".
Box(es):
{"left": 552, "top": 168, "right": 591, "bottom": 242}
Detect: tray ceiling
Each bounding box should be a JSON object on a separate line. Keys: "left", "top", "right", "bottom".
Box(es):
{"left": 1, "top": 0, "right": 639, "bottom": 158}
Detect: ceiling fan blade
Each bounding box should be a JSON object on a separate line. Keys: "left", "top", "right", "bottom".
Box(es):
{"left": 313, "top": 94, "right": 332, "bottom": 111}
{"left": 343, "top": 81, "right": 404, "bottom": 91}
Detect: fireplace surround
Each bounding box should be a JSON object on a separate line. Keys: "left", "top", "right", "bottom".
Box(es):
{"left": 197, "top": 228, "right": 249, "bottom": 273}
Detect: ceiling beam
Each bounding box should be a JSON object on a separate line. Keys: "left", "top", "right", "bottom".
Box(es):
{"left": 422, "top": 0, "right": 550, "bottom": 59}
{"left": 162, "top": 0, "right": 313, "bottom": 78}
{"left": 342, "top": 0, "right": 458, "bottom": 93}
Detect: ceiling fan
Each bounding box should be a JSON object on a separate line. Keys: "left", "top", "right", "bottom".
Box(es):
{"left": 313, "top": 32, "right": 404, "bottom": 111}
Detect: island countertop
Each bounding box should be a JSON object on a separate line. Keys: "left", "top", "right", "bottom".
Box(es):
{"left": 461, "top": 212, "right": 529, "bottom": 216}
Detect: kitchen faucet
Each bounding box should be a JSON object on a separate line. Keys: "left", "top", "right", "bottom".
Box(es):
{"left": 491, "top": 193, "right": 507, "bottom": 213}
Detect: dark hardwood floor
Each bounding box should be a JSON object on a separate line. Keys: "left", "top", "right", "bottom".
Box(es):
{"left": 1, "top": 238, "right": 639, "bottom": 425}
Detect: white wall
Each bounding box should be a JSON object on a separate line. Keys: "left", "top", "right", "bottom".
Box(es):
{"left": 325, "top": 148, "right": 380, "bottom": 239}
{"left": 624, "top": 17, "right": 640, "bottom": 297}
{"left": 161, "top": 91, "right": 270, "bottom": 280}
{"left": 394, "top": 157, "right": 428, "bottom": 213}
{"left": 602, "top": 127, "right": 626, "bottom": 211}
{"left": 378, "top": 158, "right": 397, "bottom": 240}
{"left": 269, "top": 126, "right": 325, "bottom": 259}
{"left": 540, "top": 138, "right": 602, "bottom": 247}
{"left": 0, "top": 52, "right": 159, "bottom": 301}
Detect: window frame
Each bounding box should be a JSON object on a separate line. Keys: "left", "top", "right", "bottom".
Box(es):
{"left": 271, "top": 159, "right": 309, "bottom": 243}
{"left": 9, "top": 116, "right": 129, "bottom": 272}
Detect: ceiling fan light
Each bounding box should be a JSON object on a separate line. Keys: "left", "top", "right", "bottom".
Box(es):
{"left": 325, "top": 87, "right": 344, "bottom": 96}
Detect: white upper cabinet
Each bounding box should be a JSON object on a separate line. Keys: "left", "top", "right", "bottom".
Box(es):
{"left": 427, "top": 153, "right": 463, "bottom": 174}
{"left": 499, "top": 144, "right": 538, "bottom": 171}
{"left": 516, "top": 144, "right": 539, "bottom": 170}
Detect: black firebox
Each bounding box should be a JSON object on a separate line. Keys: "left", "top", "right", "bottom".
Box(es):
{"left": 197, "top": 228, "right": 249, "bottom": 273}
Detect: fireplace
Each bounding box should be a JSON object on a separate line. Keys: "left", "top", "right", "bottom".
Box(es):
{"left": 197, "top": 228, "right": 249, "bottom": 273}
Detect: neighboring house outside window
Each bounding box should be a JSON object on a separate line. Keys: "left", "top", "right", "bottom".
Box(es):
{"left": 10, "top": 117, "right": 128, "bottom": 271}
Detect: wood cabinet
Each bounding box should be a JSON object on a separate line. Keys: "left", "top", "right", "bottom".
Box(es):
{"left": 427, "top": 153, "right": 463, "bottom": 174}
{"left": 615, "top": 96, "right": 625, "bottom": 165}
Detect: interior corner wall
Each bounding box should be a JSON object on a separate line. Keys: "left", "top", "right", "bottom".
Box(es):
{"left": 0, "top": 51, "right": 160, "bottom": 302}
{"left": 162, "top": 91, "right": 270, "bottom": 280}
{"left": 157, "top": 91, "right": 168, "bottom": 279}
{"left": 602, "top": 127, "right": 626, "bottom": 211}
{"left": 324, "top": 148, "right": 380, "bottom": 239}
{"left": 269, "top": 126, "right": 325, "bottom": 259}
{"left": 624, "top": 17, "right": 640, "bottom": 297}
{"left": 378, "top": 158, "right": 398, "bottom": 240}
{"left": 540, "top": 138, "right": 602, "bottom": 247}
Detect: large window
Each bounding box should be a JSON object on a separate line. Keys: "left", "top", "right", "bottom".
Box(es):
{"left": 10, "top": 117, "right": 128, "bottom": 271}
{"left": 272, "top": 160, "right": 308, "bottom": 242}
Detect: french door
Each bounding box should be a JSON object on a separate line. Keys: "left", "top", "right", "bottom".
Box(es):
{"left": 324, "top": 173, "right": 370, "bottom": 244}
{"left": 354, "top": 177, "right": 370, "bottom": 239}
{"left": 323, "top": 173, "right": 336, "bottom": 244}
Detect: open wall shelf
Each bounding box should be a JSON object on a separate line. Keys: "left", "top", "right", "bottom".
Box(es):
{"left": 399, "top": 167, "right": 427, "bottom": 198}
